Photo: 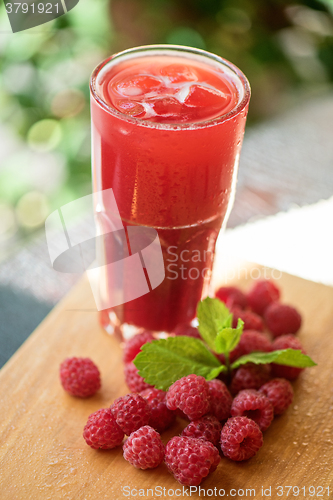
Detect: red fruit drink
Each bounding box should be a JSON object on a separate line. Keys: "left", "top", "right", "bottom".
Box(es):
{"left": 90, "top": 45, "right": 250, "bottom": 336}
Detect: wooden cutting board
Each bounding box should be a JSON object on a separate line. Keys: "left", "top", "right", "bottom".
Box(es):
{"left": 1, "top": 265, "right": 333, "bottom": 500}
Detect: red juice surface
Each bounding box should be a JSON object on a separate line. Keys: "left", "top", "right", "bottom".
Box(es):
{"left": 91, "top": 47, "right": 250, "bottom": 333}
{"left": 97, "top": 55, "right": 239, "bottom": 123}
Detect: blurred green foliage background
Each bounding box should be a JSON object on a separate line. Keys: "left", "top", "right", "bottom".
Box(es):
{"left": 0, "top": 0, "right": 332, "bottom": 258}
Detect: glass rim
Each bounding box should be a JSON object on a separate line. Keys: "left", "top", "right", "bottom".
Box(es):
{"left": 90, "top": 44, "right": 251, "bottom": 130}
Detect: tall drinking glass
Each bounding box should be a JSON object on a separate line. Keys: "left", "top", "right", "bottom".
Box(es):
{"left": 90, "top": 45, "right": 250, "bottom": 339}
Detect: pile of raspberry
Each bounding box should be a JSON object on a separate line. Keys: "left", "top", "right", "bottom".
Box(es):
{"left": 79, "top": 371, "right": 294, "bottom": 485}
{"left": 216, "top": 280, "right": 302, "bottom": 338}
{"left": 215, "top": 279, "right": 306, "bottom": 387}
{"left": 121, "top": 280, "right": 306, "bottom": 397}
{"left": 61, "top": 361, "right": 294, "bottom": 484}
{"left": 60, "top": 279, "right": 306, "bottom": 486}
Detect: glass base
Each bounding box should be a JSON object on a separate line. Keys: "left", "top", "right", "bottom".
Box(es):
{"left": 99, "top": 309, "right": 170, "bottom": 342}
{"left": 99, "top": 308, "right": 199, "bottom": 342}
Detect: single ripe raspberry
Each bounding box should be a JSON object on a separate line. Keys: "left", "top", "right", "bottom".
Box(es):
{"left": 229, "top": 330, "right": 272, "bottom": 362}
{"left": 264, "top": 303, "right": 302, "bottom": 337}
{"left": 247, "top": 280, "right": 280, "bottom": 316}
{"left": 259, "top": 378, "right": 294, "bottom": 415}
{"left": 83, "top": 408, "right": 124, "bottom": 449}
{"left": 124, "top": 361, "right": 153, "bottom": 393}
{"left": 173, "top": 324, "right": 201, "bottom": 339}
{"left": 123, "top": 331, "right": 154, "bottom": 363}
{"left": 59, "top": 357, "right": 101, "bottom": 398}
{"left": 207, "top": 379, "right": 232, "bottom": 421}
{"left": 166, "top": 374, "right": 210, "bottom": 420}
{"left": 123, "top": 425, "right": 165, "bottom": 469}
{"left": 215, "top": 286, "right": 247, "bottom": 309}
{"left": 221, "top": 416, "right": 263, "bottom": 461}
{"left": 140, "top": 388, "right": 176, "bottom": 433}
{"left": 181, "top": 415, "right": 222, "bottom": 446}
{"left": 110, "top": 394, "right": 151, "bottom": 435}
{"left": 230, "top": 363, "right": 271, "bottom": 395}
{"left": 231, "top": 307, "right": 264, "bottom": 332}
{"left": 231, "top": 389, "right": 274, "bottom": 431}
{"left": 271, "top": 334, "right": 306, "bottom": 380}
{"left": 165, "top": 436, "right": 220, "bottom": 486}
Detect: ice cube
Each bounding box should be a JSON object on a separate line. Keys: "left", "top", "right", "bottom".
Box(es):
{"left": 114, "top": 99, "right": 146, "bottom": 117}
{"left": 150, "top": 97, "right": 182, "bottom": 117}
{"left": 160, "top": 64, "right": 198, "bottom": 84}
{"left": 115, "top": 75, "right": 163, "bottom": 97}
{"left": 184, "top": 84, "right": 230, "bottom": 108}
{"left": 140, "top": 102, "right": 157, "bottom": 119}
{"left": 173, "top": 82, "right": 193, "bottom": 104}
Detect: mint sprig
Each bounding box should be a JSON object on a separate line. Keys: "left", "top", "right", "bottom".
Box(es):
{"left": 215, "top": 318, "right": 244, "bottom": 356}
{"left": 134, "top": 336, "right": 226, "bottom": 391}
{"left": 197, "top": 297, "right": 230, "bottom": 351}
{"left": 231, "top": 349, "right": 316, "bottom": 370}
{"left": 133, "top": 297, "right": 316, "bottom": 389}
{"left": 197, "top": 297, "right": 244, "bottom": 357}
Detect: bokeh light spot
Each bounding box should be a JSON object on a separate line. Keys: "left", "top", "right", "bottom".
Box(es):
{"left": 27, "top": 119, "right": 62, "bottom": 152}
{"left": 16, "top": 191, "right": 49, "bottom": 229}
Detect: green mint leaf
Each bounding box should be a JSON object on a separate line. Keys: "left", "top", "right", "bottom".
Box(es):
{"left": 197, "top": 297, "right": 231, "bottom": 351}
{"left": 214, "top": 318, "right": 244, "bottom": 355}
{"left": 231, "top": 349, "right": 317, "bottom": 370}
{"left": 214, "top": 313, "right": 233, "bottom": 330}
{"left": 133, "top": 336, "right": 226, "bottom": 391}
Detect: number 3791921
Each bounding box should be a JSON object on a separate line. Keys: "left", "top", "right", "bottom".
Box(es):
{"left": 5, "top": 2, "right": 60, "bottom": 14}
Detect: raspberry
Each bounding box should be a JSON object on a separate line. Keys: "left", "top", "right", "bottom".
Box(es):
{"left": 259, "top": 378, "right": 294, "bottom": 415}
{"left": 110, "top": 394, "right": 151, "bottom": 435}
{"left": 173, "top": 324, "right": 201, "bottom": 339}
{"left": 231, "top": 307, "right": 264, "bottom": 332}
{"left": 207, "top": 379, "right": 232, "bottom": 421}
{"left": 271, "top": 334, "right": 306, "bottom": 380}
{"left": 229, "top": 330, "right": 272, "bottom": 362}
{"left": 215, "top": 286, "right": 247, "bottom": 309}
{"left": 123, "top": 425, "right": 165, "bottom": 469}
{"left": 124, "top": 361, "right": 153, "bottom": 392}
{"left": 140, "top": 388, "right": 176, "bottom": 433}
{"left": 231, "top": 389, "right": 274, "bottom": 431}
{"left": 83, "top": 408, "right": 124, "bottom": 449}
{"left": 59, "top": 357, "right": 101, "bottom": 398}
{"left": 166, "top": 374, "right": 210, "bottom": 420}
{"left": 165, "top": 436, "right": 220, "bottom": 486}
{"left": 123, "top": 331, "right": 154, "bottom": 363}
{"left": 221, "top": 416, "right": 263, "bottom": 461}
{"left": 264, "top": 303, "right": 302, "bottom": 337}
{"left": 230, "top": 363, "right": 271, "bottom": 395}
{"left": 247, "top": 280, "right": 280, "bottom": 316}
{"left": 181, "top": 415, "right": 222, "bottom": 445}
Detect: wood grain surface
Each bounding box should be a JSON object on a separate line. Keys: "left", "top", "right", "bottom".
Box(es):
{"left": 0, "top": 265, "right": 333, "bottom": 500}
